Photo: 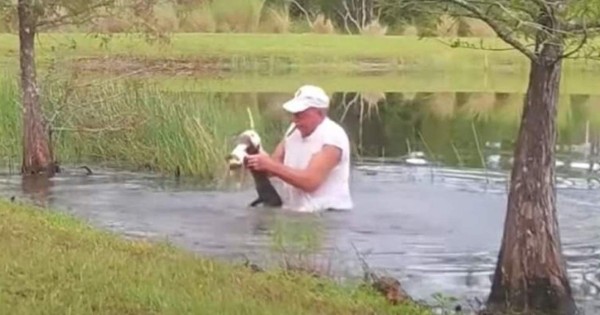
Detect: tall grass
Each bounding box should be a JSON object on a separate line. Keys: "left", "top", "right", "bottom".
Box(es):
{"left": 1, "top": 0, "right": 495, "bottom": 38}
{"left": 0, "top": 75, "right": 288, "bottom": 180}
{"left": 210, "top": 0, "right": 266, "bottom": 33}
{"left": 79, "top": 0, "right": 283, "bottom": 35}
{"left": 259, "top": 5, "right": 291, "bottom": 33}
{"left": 177, "top": 3, "right": 217, "bottom": 33}
{"left": 53, "top": 84, "right": 286, "bottom": 179}
{"left": 0, "top": 81, "right": 20, "bottom": 171}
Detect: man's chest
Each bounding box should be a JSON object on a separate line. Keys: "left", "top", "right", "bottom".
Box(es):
{"left": 284, "top": 135, "right": 323, "bottom": 166}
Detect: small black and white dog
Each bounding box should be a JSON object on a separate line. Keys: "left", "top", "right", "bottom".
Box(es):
{"left": 226, "top": 130, "right": 283, "bottom": 208}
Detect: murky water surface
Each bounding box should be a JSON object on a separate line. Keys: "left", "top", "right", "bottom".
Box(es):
{"left": 2, "top": 158, "right": 600, "bottom": 312}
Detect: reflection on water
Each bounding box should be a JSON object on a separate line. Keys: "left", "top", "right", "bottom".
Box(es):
{"left": 188, "top": 89, "right": 600, "bottom": 174}
{"left": 2, "top": 89, "right": 600, "bottom": 313}
{"left": 21, "top": 175, "right": 54, "bottom": 207}
{"left": 331, "top": 91, "right": 600, "bottom": 172}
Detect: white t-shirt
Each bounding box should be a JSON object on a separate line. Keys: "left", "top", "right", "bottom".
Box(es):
{"left": 278, "top": 117, "right": 353, "bottom": 212}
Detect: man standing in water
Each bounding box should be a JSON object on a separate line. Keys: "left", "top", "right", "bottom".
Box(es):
{"left": 245, "top": 84, "right": 353, "bottom": 212}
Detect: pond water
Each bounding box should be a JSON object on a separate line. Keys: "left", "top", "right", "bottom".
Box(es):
{"left": 2, "top": 73, "right": 600, "bottom": 313}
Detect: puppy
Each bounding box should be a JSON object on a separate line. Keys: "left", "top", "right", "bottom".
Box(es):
{"left": 226, "top": 130, "right": 283, "bottom": 208}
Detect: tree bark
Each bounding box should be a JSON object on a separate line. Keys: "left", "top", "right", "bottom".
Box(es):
{"left": 18, "top": 0, "right": 55, "bottom": 175}
{"left": 485, "top": 36, "right": 576, "bottom": 315}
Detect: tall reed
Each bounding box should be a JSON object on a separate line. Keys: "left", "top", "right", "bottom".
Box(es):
{"left": 210, "top": 0, "right": 266, "bottom": 32}
{"left": 0, "top": 79, "right": 21, "bottom": 171}
{"left": 0, "top": 75, "right": 286, "bottom": 181}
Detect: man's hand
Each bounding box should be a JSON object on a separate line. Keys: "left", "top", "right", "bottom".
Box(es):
{"left": 245, "top": 152, "right": 276, "bottom": 172}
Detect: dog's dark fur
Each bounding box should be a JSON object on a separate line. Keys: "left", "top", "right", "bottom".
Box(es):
{"left": 226, "top": 131, "right": 283, "bottom": 208}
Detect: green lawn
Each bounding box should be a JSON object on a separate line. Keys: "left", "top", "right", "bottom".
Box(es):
{"left": 0, "top": 32, "right": 566, "bottom": 73}
{"left": 2, "top": 32, "right": 599, "bottom": 76}
{"left": 0, "top": 198, "right": 431, "bottom": 315}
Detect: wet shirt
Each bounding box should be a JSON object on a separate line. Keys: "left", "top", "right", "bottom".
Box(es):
{"left": 279, "top": 117, "right": 354, "bottom": 212}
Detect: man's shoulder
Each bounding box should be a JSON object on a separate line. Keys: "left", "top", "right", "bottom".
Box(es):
{"left": 319, "top": 118, "right": 350, "bottom": 153}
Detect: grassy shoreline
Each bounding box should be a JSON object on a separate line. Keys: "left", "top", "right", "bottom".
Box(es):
{"left": 0, "top": 198, "right": 430, "bottom": 314}
{"left": 2, "top": 33, "right": 600, "bottom": 73}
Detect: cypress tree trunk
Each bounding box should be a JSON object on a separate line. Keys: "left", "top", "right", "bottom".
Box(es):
{"left": 18, "top": 0, "right": 55, "bottom": 175}
{"left": 485, "top": 30, "right": 576, "bottom": 315}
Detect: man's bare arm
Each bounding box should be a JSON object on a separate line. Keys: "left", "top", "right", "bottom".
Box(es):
{"left": 267, "top": 145, "right": 341, "bottom": 193}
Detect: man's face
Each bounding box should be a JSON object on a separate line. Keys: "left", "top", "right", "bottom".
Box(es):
{"left": 292, "top": 107, "right": 323, "bottom": 137}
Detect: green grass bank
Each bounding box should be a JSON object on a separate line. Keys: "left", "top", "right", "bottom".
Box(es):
{"left": 0, "top": 198, "right": 430, "bottom": 314}
{"left": 2, "top": 33, "right": 600, "bottom": 73}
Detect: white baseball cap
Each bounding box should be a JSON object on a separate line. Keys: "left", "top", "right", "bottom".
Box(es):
{"left": 282, "top": 85, "right": 330, "bottom": 113}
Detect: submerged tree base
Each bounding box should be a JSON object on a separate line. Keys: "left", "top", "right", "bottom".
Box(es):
{"left": 484, "top": 276, "right": 577, "bottom": 315}
{"left": 0, "top": 198, "right": 430, "bottom": 315}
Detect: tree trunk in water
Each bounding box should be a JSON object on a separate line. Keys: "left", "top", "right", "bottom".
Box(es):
{"left": 18, "top": 0, "right": 55, "bottom": 175}
{"left": 485, "top": 42, "right": 576, "bottom": 314}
